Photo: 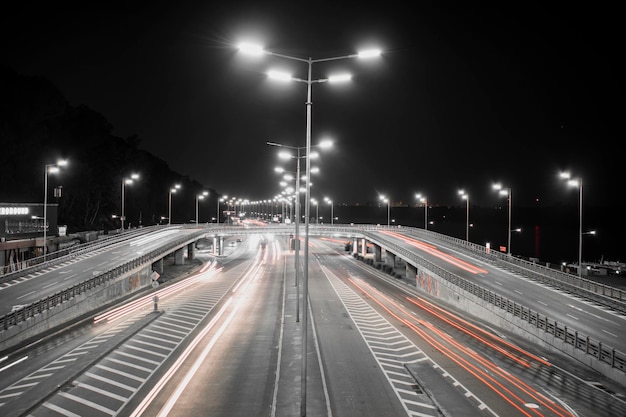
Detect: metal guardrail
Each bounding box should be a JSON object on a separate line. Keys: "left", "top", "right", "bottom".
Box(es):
{"left": 0, "top": 225, "right": 164, "bottom": 278}
{"left": 0, "top": 228, "right": 204, "bottom": 332}
{"left": 396, "top": 227, "right": 626, "bottom": 308}
{"left": 361, "top": 231, "right": 626, "bottom": 374}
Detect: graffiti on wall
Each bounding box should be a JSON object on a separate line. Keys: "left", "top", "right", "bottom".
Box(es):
{"left": 416, "top": 269, "right": 439, "bottom": 296}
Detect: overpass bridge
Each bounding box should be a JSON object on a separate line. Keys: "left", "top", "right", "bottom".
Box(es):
{"left": 1, "top": 223, "right": 625, "bottom": 386}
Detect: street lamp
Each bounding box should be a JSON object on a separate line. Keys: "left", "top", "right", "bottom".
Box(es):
{"left": 324, "top": 197, "right": 334, "bottom": 225}
{"left": 121, "top": 173, "right": 139, "bottom": 230}
{"left": 269, "top": 140, "right": 331, "bottom": 227}
{"left": 415, "top": 193, "right": 428, "bottom": 230}
{"left": 168, "top": 184, "right": 181, "bottom": 225}
{"left": 240, "top": 42, "right": 380, "bottom": 414}
{"left": 492, "top": 183, "right": 512, "bottom": 255}
{"left": 379, "top": 195, "right": 390, "bottom": 227}
{"left": 311, "top": 198, "right": 319, "bottom": 224}
{"left": 196, "top": 191, "right": 209, "bottom": 225}
{"left": 43, "top": 159, "right": 68, "bottom": 260}
{"left": 218, "top": 195, "right": 227, "bottom": 224}
{"left": 560, "top": 172, "right": 584, "bottom": 276}
{"left": 459, "top": 190, "right": 469, "bottom": 241}
{"left": 269, "top": 139, "right": 332, "bottom": 290}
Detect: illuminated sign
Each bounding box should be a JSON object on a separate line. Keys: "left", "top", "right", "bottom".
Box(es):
{"left": 0, "top": 207, "right": 30, "bottom": 216}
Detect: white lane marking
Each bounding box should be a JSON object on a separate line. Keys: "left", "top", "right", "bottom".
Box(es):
{"left": 17, "top": 291, "right": 35, "bottom": 300}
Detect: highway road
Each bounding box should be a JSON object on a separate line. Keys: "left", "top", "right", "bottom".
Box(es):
{"left": 0, "top": 227, "right": 198, "bottom": 316}
{"left": 377, "top": 229, "right": 626, "bottom": 356}
{"left": 0, "top": 228, "right": 625, "bottom": 416}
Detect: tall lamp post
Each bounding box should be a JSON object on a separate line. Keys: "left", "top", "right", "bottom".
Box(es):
{"left": 168, "top": 184, "right": 181, "bottom": 225}
{"left": 121, "top": 173, "right": 139, "bottom": 230}
{"left": 379, "top": 195, "right": 390, "bottom": 227}
{"left": 196, "top": 191, "right": 208, "bottom": 224}
{"left": 311, "top": 198, "right": 319, "bottom": 224}
{"left": 43, "top": 159, "right": 68, "bottom": 260}
{"left": 415, "top": 193, "right": 428, "bottom": 230}
{"left": 218, "top": 195, "right": 227, "bottom": 224}
{"left": 269, "top": 139, "right": 332, "bottom": 323}
{"left": 268, "top": 141, "right": 304, "bottom": 300}
{"left": 458, "top": 190, "right": 470, "bottom": 241}
{"left": 239, "top": 42, "right": 380, "bottom": 415}
{"left": 324, "top": 197, "right": 333, "bottom": 225}
{"left": 492, "top": 183, "right": 512, "bottom": 255}
{"left": 560, "top": 172, "right": 584, "bottom": 276}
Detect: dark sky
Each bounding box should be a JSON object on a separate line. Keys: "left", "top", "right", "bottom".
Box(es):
{"left": 2, "top": 3, "right": 622, "bottom": 208}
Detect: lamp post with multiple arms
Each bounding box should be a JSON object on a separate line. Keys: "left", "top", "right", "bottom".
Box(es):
{"left": 239, "top": 42, "right": 380, "bottom": 415}
{"left": 43, "top": 159, "right": 68, "bottom": 260}
{"left": 269, "top": 139, "right": 331, "bottom": 324}
{"left": 560, "top": 172, "right": 585, "bottom": 276}
{"left": 121, "top": 173, "right": 139, "bottom": 230}
{"left": 168, "top": 184, "right": 181, "bottom": 225}
{"left": 268, "top": 141, "right": 304, "bottom": 302}
{"left": 379, "top": 195, "right": 390, "bottom": 227}
{"left": 458, "top": 190, "right": 470, "bottom": 241}
{"left": 415, "top": 193, "right": 428, "bottom": 230}
{"left": 492, "top": 183, "right": 512, "bottom": 255}
{"left": 324, "top": 197, "right": 333, "bottom": 225}
{"left": 196, "top": 191, "right": 208, "bottom": 225}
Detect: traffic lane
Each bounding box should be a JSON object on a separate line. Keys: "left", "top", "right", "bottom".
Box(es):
{"left": 125, "top": 237, "right": 287, "bottom": 417}
{"left": 22, "top": 247, "right": 256, "bottom": 417}
{"left": 317, "top": 242, "right": 625, "bottom": 417}
{"left": 312, "top": 244, "right": 503, "bottom": 416}
{"left": 0, "top": 256, "right": 215, "bottom": 414}
{"left": 378, "top": 230, "right": 626, "bottom": 350}
{"left": 307, "top": 241, "right": 426, "bottom": 417}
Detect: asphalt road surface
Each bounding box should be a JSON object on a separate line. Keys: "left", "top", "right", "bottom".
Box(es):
{"left": 0, "top": 232, "right": 625, "bottom": 416}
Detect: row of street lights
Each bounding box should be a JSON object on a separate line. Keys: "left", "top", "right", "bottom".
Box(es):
{"left": 456, "top": 174, "right": 592, "bottom": 276}
{"left": 310, "top": 197, "right": 335, "bottom": 224}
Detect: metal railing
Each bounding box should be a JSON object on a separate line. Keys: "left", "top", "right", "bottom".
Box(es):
{"left": 359, "top": 231, "right": 626, "bottom": 374}
{"left": 0, "top": 226, "right": 163, "bottom": 278}
{"left": 1, "top": 228, "right": 204, "bottom": 332}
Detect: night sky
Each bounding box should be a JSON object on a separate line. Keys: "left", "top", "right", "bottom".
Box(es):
{"left": 2, "top": 3, "right": 622, "bottom": 208}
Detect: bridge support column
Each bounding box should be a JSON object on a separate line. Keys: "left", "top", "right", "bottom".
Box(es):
{"left": 406, "top": 263, "right": 417, "bottom": 280}
{"left": 374, "top": 245, "right": 382, "bottom": 262}
{"left": 174, "top": 247, "right": 185, "bottom": 265}
{"left": 213, "top": 237, "right": 218, "bottom": 255}
{"left": 360, "top": 238, "right": 367, "bottom": 257}
{"left": 352, "top": 238, "right": 358, "bottom": 255}
{"left": 385, "top": 251, "right": 396, "bottom": 268}
{"left": 152, "top": 258, "right": 163, "bottom": 274}
{"left": 187, "top": 243, "right": 195, "bottom": 260}
{"left": 219, "top": 236, "right": 224, "bottom": 256}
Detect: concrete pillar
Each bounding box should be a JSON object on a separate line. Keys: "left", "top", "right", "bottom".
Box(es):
{"left": 374, "top": 245, "right": 382, "bottom": 262}
{"left": 406, "top": 263, "right": 417, "bottom": 280}
{"left": 385, "top": 251, "right": 395, "bottom": 268}
{"left": 175, "top": 247, "right": 185, "bottom": 265}
{"left": 213, "top": 236, "right": 218, "bottom": 255}
{"left": 352, "top": 237, "right": 358, "bottom": 255}
{"left": 152, "top": 258, "right": 164, "bottom": 274}
{"left": 187, "top": 242, "right": 195, "bottom": 260}
{"left": 219, "top": 236, "right": 224, "bottom": 256}
{"left": 360, "top": 238, "right": 367, "bottom": 257}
